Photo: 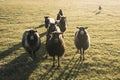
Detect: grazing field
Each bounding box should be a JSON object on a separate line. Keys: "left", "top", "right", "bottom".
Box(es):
{"left": 0, "top": 0, "right": 120, "bottom": 80}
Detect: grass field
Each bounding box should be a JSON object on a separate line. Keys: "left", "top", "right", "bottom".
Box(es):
{"left": 0, "top": 0, "right": 120, "bottom": 80}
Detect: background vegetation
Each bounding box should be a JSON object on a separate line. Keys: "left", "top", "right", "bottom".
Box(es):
{"left": 0, "top": 0, "right": 120, "bottom": 80}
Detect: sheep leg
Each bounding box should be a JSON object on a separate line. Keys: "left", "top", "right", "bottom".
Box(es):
{"left": 53, "top": 56, "right": 55, "bottom": 67}
{"left": 33, "top": 51, "right": 36, "bottom": 59}
{"left": 80, "top": 49, "right": 82, "bottom": 61}
{"left": 83, "top": 50, "right": 85, "bottom": 61}
{"left": 58, "top": 56, "right": 60, "bottom": 67}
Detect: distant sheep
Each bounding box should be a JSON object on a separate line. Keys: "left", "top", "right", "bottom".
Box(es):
{"left": 22, "top": 29, "right": 41, "bottom": 59}
{"left": 74, "top": 27, "right": 90, "bottom": 62}
{"left": 99, "top": 5, "right": 102, "bottom": 10}
{"left": 46, "top": 27, "right": 65, "bottom": 67}
{"left": 44, "top": 16, "right": 55, "bottom": 28}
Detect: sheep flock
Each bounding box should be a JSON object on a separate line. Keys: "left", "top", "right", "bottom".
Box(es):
{"left": 22, "top": 9, "right": 90, "bottom": 67}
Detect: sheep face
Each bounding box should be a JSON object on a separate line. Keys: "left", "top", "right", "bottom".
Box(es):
{"left": 48, "top": 23, "right": 56, "bottom": 32}
{"left": 77, "top": 27, "right": 88, "bottom": 36}
{"left": 44, "top": 16, "right": 49, "bottom": 28}
{"left": 22, "top": 29, "right": 41, "bottom": 59}
{"left": 27, "top": 30, "right": 38, "bottom": 47}
{"left": 51, "top": 32, "right": 63, "bottom": 44}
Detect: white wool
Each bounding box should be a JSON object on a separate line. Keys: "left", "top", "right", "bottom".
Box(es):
{"left": 75, "top": 30, "right": 79, "bottom": 38}
{"left": 74, "top": 30, "right": 79, "bottom": 44}
{"left": 23, "top": 31, "right": 29, "bottom": 48}
{"left": 56, "top": 26, "right": 61, "bottom": 32}
{"left": 36, "top": 33, "right": 40, "bottom": 46}
{"left": 49, "top": 18, "right": 55, "bottom": 24}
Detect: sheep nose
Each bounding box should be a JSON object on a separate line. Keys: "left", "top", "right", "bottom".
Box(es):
{"left": 30, "top": 36, "right": 34, "bottom": 40}
{"left": 80, "top": 31, "right": 84, "bottom": 35}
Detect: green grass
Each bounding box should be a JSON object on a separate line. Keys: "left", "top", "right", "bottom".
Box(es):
{"left": 0, "top": 0, "right": 120, "bottom": 80}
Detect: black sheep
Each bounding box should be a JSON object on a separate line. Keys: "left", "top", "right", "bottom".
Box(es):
{"left": 46, "top": 30, "right": 65, "bottom": 67}
{"left": 57, "top": 16, "right": 67, "bottom": 33}
{"left": 22, "top": 29, "right": 41, "bottom": 59}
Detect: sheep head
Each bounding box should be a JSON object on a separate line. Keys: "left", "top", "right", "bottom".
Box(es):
{"left": 76, "top": 27, "right": 88, "bottom": 35}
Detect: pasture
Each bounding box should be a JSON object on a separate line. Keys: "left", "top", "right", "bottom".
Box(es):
{"left": 0, "top": 0, "right": 120, "bottom": 80}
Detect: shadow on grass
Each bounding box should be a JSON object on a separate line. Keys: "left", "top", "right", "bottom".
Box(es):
{"left": 0, "top": 43, "right": 46, "bottom": 80}
{"left": 35, "top": 24, "right": 45, "bottom": 29}
{"left": 39, "top": 31, "right": 47, "bottom": 38}
{"left": 56, "top": 53, "right": 77, "bottom": 80}
{"left": 39, "top": 66, "right": 56, "bottom": 80}
{"left": 64, "top": 57, "right": 82, "bottom": 80}
{"left": 0, "top": 42, "right": 22, "bottom": 60}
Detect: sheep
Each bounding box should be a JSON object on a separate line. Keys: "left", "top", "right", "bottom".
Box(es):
{"left": 44, "top": 16, "right": 55, "bottom": 28}
{"left": 56, "top": 9, "right": 67, "bottom": 33}
{"left": 96, "top": 5, "right": 102, "bottom": 15}
{"left": 74, "top": 27, "right": 90, "bottom": 62}
{"left": 99, "top": 5, "right": 102, "bottom": 10}
{"left": 56, "top": 16, "right": 67, "bottom": 33}
{"left": 46, "top": 27, "right": 65, "bottom": 67}
{"left": 22, "top": 29, "right": 41, "bottom": 59}
{"left": 45, "top": 23, "right": 61, "bottom": 58}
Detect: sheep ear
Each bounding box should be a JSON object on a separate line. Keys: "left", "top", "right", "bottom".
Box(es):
{"left": 76, "top": 27, "right": 80, "bottom": 29}
{"left": 34, "top": 30, "right": 37, "bottom": 32}
{"left": 44, "top": 16, "right": 49, "bottom": 18}
{"left": 84, "top": 27, "right": 88, "bottom": 29}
